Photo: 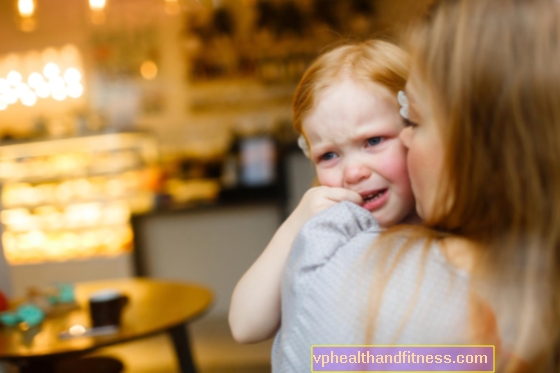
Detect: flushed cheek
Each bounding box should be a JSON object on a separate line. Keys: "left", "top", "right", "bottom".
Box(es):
{"left": 316, "top": 168, "right": 343, "bottom": 188}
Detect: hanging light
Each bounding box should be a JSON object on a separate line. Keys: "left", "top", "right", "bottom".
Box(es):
{"left": 18, "top": 0, "right": 34, "bottom": 16}
{"left": 15, "top": 0, "right": 37, "bottom": 32}
{"left": 0, "top": 45, "right": 85, "bottom": 111}
{"left": 140, "top": 61, "right": 158, "bottom": 80}
{"left": 89, "top": 0, "right": 107, "bottom": 25}
{"left": 89, "top": 0, "right": 107, "bottom": 11}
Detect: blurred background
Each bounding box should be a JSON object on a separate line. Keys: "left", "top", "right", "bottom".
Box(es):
{"left": 0, "top": 0, "right": 432, "bottom": 372}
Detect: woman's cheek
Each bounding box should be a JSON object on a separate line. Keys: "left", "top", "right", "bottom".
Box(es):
{"left": 381, "top": 146, "right": 412, "bottom": 191}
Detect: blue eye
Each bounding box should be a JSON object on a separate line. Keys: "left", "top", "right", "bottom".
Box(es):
{"left": 367, "top": 137, "right": 383, "bottom": 146}
{"left": 321, "top": 152, "right": 336, "bottom": 161}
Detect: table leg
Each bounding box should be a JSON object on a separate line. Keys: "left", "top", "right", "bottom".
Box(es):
{"left": 168, "top": 323, "right": 197, "bottom": 373}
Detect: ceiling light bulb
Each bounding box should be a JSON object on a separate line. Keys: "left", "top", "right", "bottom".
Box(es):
{"left": 0, "top": 79, "right": 10, "bottom": 94}
{"left": 7, "top": 71, "right": 23, "bottom": 86}
{"left": 5, "top": 89, "right": 18, "bottom": 104}
{"left": 89, "top": 0, "right": 106, "bottom": 10}
{"left": 63, "top": 68, "right": 81, "bottom": 84}
{"left": 43, "top": 63, "right": 60, "bottom": 79}
{"left": 28, "top": 72, "right": 44, "bottom": 88}
{"left": 66, "top": 83, "right": 84, "bottom": 98}
{"left": 34, "top": 82, "right": 50, "bottom": 98}
{"left": 18, "top": 0, "right": 35, "bottom": 17}
{"left": 21, "top": 91, "right": 37, "bottom": 107}
{"left": 52, "top": 88, "right": 67, "bottom": 101}
{"left": 140, "top": 61, "right": 158, "bottom": 80}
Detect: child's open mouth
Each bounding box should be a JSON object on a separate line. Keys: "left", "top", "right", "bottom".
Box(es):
{"left": 361, "top": 188, "right": 389, "bottom": 212}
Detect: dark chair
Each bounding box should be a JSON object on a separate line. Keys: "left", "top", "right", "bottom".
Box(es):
{"left": 55, "top": 356, "right": 124, "bottom": 373}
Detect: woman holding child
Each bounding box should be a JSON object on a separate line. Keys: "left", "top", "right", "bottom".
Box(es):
{"left": 230, "top": 0, "right": 560, "bottom": 371}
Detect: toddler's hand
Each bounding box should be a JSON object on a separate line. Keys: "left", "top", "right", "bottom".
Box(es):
{"left": 290, "top": 186, "right": 362, "bottom": 227}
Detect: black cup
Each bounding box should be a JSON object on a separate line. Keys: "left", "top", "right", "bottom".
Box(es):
{"left": 88, "top": 290, "right": 129, "bottom": 328}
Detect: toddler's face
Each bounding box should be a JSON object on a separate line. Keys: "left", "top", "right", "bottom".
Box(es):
{"left": 303, "top": 78, "right": 416, "bottom": 227}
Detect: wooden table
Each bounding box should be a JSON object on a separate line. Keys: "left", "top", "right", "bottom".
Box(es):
{"left": 0, "top": 278, "right": 213, "bottom": 373}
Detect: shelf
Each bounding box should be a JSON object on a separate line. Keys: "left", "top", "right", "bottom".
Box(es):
{"left": 0, "top": 132, "right": 158, "bottom": 163}
{"left": 0, "top": 132, "right": 159, "bottom": 264}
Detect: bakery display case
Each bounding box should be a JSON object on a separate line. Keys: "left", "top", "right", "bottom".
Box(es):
{"left": 0, "top": 132, "right": 159, "bottom": 264}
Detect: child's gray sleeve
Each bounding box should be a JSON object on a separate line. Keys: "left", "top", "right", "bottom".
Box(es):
{"left": 285, "top": 201, "right": 380, "bottom": 277}
{"left": 272, "top": 201, "right": 381, "bottom": 372}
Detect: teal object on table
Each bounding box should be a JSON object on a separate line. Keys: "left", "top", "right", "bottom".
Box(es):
{"left": 0, "top": 312, "right": 19, "bottom": 326}
{"left": 56, "top": 283, "right": 75, "bottom": 303}
{"left": 0, "top": 304, "right": 45, "bottom": 327}
{"left": 48, "top": 283, "right": 75, "bottom": 304}
{"left": 16, "top": 304, "right": 45, "bottom": 327}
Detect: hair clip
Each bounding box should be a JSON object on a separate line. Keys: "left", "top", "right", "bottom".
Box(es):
{"left": 398, "top": 90, "right": 409, "bottom": 120}
{"left": 297, "top": 135, "right": 310, "bottom": 158}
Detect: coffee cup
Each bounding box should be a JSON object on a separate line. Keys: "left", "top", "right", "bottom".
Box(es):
{"left": 88, "top": 289, "right": 129, "bottom": 328}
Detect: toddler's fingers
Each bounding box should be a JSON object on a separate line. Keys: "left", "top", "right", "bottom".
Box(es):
{"left": 324, "top": 188, "right": 363, "bottom": 205}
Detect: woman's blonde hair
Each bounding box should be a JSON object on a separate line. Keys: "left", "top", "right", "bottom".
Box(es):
{"left": 405, "top": 0, "right": 560, "bottom": 370}
{"left": 292, "top": 40, "right": 409, "bottom": 136}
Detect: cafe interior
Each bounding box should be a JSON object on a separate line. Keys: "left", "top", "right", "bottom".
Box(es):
{"left": 0, "top": 0, "right": 432, "bottom": 372}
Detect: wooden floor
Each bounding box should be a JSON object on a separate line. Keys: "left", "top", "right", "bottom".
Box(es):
{"left": 87, "top": 315, "right": 273, "bottom": 373}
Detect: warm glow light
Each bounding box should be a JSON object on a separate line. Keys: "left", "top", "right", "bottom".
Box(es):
{"left": 5, "top": 89, "right": 18, "bottom": 104}
{"left": 7, "top": 71, "right": 23, "bottom": 86}
{"left": 49, "top": 77, "right": 67, "bottom": 100}
{"left": 0, "top": 79, "right": 9, "bottom": 93}
{"left": 18, "top": 0, "right": 35, "bottom": 17}
{"left": 48, "top": 76, "right": 64, "bottom": 90}
{"left": 34, "top": 82, "right": 50, "bottom": 98}
{"left": 63, "top": 68, "right": 81, "bottom": 84}
{"left": 140, "top": 61, "right": 158, "bottom": 80}
{"left": 52, "top": 89, "right": 67, "bottom": 101}
{"left": 61, "top": 232, "right": 79, "bottom": 250}
{"left": 66, "top": 83, "right": 84, "bottom": 98}
{"left": 43, "top": 63, "right": 60, "bottom": 79}
{"left": 0, "top": 46, "right": 84, "bottom": 109}
{"left": 27, "top": 72, "right": 44, "bottom": 88}
{"left": 15, "top": 83, "right": 31, "bottom": 100}
{"left": 89, "top": 0, "right": 106, "bottom": 10}
{"left": 0, "top": 135, "right": 152, "bottom": 263}
{"left": 27, "top": 231, "right": 46, "bottom": 248}
{"left": 21, "top": 91, "right": 37, "bottom": 107}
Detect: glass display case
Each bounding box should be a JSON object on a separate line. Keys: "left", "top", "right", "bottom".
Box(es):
{"left": 0, "top": 132, "right": 159, "bottom": 264}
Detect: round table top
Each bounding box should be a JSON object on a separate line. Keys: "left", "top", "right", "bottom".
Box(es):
{"left": 0, "top": 278, "right": 213, "bottom": 360}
